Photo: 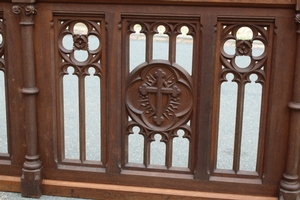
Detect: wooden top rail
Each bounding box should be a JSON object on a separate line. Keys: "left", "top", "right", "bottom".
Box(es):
{"left": 10, "top": 0, "right": 297, "bottom": 8}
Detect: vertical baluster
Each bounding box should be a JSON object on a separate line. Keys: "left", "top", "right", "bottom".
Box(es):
{"left": 279, "top": 13, "right": 300, "bottom": 200}
{"left": 12, "top": 1, "right": 42, "bottom": 197}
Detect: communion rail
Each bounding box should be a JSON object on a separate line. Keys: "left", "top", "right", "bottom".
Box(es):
{"left": 0, "top": 0, "right": 299, "bottom": 199}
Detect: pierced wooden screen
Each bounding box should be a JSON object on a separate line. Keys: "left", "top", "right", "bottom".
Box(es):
{"left": 122, "top": 15, "right": 200, "bottom": 174}
{"left": 211, "top": 17, "right": 274, "bottom": 180}
{"left": 55, "top": 13, "right": 106, "bottom": 169}
{"left": 0, "top": 17, "right": 9, "bottom": 158}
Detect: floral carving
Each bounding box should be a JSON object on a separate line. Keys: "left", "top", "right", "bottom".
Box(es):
{"left": 24, "top": 5, "right": 37, "bottom": 15}
{"left": 236, "top": 40, "right": 252, "bottom": 56}
{"left": 12, "top": 5, "right": 37, "bottom": 16}
{"left": 73, "top": 35, "right": 88, "bottom": 50}
{"left": 12, "top": 5, "right": 21, "bottom": 15}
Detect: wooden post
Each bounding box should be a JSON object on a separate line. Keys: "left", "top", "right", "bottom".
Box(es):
{"left": 279, "top": 13, "right": 300, "bottom": 200}
{"left": 12, "top": 1, "right": 42, "bottom": 198}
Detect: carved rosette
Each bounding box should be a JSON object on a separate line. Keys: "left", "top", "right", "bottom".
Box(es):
{"left": 126, "top": 62, "right": 193, "bottom": 132}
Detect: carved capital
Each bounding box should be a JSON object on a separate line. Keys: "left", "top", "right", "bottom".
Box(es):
{"left": 12, "top": 4, "right": 37, "bottom": 16}
{"left": 295, "top": 14, "right": 300, "bottom": 24}
{"left": 12, "top": 4, "right": 37, "bottom": 26}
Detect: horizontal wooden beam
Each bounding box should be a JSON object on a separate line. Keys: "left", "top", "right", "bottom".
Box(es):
{"left": 35, "top": 0, "right": 296, "bottom": 7}
{"left": 0, "top": 175, "right": 279, "bottom": 199}
{"left": 42, "top": 179, "right": 277, "bottom": 200}
{"left": 0, "top": 175, "right": 20, "bottom": 193}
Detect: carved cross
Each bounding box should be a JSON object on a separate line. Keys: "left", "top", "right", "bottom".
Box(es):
{"left": 139, "top": 69, "right": 181, "bottom": 125}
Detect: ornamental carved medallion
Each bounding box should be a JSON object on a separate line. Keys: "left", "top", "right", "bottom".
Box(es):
{"left": 126, "top": 62, "right": 193, "bottom": 132}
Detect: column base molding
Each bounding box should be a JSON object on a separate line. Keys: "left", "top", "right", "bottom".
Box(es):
{"left": 279, "top": 188, "right": 300, "bottom": 200}
{"left": 20, "top": 167, "right": 43, "bottom": 198}
{"left": 279, "top": 173, "right": 300, "bottom": 200}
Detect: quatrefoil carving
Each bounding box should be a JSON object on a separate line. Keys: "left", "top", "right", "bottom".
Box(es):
{"left": 126, "top": 61, "right": 193, "bottom": 132}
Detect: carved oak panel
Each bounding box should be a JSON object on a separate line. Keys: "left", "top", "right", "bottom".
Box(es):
{"left": 0, "top": 1, "right": 297, "bottom": 198}
{"left": 211, "top": 17, "right": 274, "bottom": 179}
{"left": 54, "top": 13, "right": 106, "bottom": 168}
{"left": 122, "top": 15, "right": 200, "bottom": 172}
{"left": 126, "top": 62, "right": 193, "bottom": 131}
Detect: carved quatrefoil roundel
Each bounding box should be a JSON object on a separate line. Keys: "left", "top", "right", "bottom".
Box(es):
{"left": 126, "top": 62, "right": 193, "bottom": 131}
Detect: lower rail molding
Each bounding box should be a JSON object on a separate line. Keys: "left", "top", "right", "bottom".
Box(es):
{"left": 42, "top": 179, "right": 277, "bottom": 200}
{"left": 0, "top": 176, "right": 277, "bottom": 199}
{"left": 0, "top": 175, "right": 21, "bottom": 193}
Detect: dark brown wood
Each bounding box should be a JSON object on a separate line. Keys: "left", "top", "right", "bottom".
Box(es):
{"left": 12, "top": 3, "right": 42, "bottom": 198}
{"left": 279, "top": 13, "right": 300, "bottom": 200}
{"left": 53, "top": 13, "right": 106, "bottom": 169}
{"left": 0, "top": 1, "right": 297, "bottom": 199}
{"left": 122, "top": 16, "right": 197, "bottom": 173}
{"left": 12, "top": 0, "right": 35, "bottom": 3}
{"left": 1, "top": 2, "right": 27, "bottom": 168}
{"left": 35, "top": 0, "right": 297, "bottom": 8}
{"left": 211, "top": 17, "right": 274, "bottom": 179}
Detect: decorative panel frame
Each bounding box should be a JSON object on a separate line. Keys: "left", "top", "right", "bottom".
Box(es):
{"left": 121, "top": 15, "right": 200, "bottom": 175}
{"left": 53, "top": 12, "right": 107, "bottom": 171}
{"left": 211, "top": 16, "right": 275, "bottom": 181}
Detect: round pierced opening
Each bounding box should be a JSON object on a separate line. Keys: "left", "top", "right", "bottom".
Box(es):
{"left": 223, "top": 39, "right": 236, "bottom": 55}
{"left": 226, "top": 73, "right": 234, "bottom": 81}
{"left": 236, "top": 27, "right": 253, "bottom": 40}
{"left": 180, "top": 26, "right": 189, "bottom": 36}
{"left": 133, "top": 24, "right": 142, "bottom": 33}
{"left": 62, "top": 34, "right": 73, "bottom": 50}
{"left": 74, "top": 22, "right": 88, "bottom": 35}
{"left": 88, "top": 35, "right": 100, "bottom": 51}
{"left": 0, "top": 34, "right": 3, "bottom": 45}
{"left": 74, "top": 50, "right": 88, "bottom": 62}
{"left": 249, "top": 73, "right": 258, "bottom": 82}
{"left": 157, "top": 25, "right": 166, "bottom": 34}
{"left": 235, "top": 56, "right": 251, "bottom": 69}
{"left": 252, "top": 40, "right": 265, "bottom": 57}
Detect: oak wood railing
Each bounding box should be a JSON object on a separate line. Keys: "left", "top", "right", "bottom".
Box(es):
{"left": 0, "top": 0, "right": 299, "bottom": 199}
